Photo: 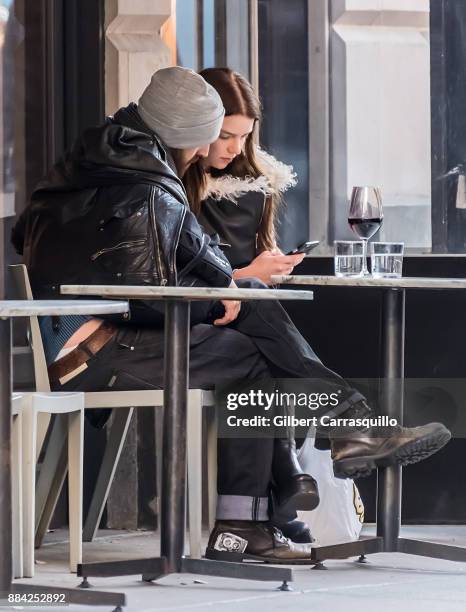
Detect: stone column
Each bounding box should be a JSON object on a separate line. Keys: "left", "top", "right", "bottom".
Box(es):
{"left": 330, "top": 0, "right": 431, "bottom": 247}
{"left": 105, "top": 0, "right": 176, "bottom": 115}
{"left": 104, "top": 0, "right": 176, "bottom": 530}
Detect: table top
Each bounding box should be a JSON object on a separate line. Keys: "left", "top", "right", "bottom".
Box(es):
{"left": 61, "top": 284, "right": 314, "bottom": 301}
{"left": 271, "top": 275, "right": 466, "bottom": 290}
{"left": 0, "top": 300, "right": 129, "bottom": 317}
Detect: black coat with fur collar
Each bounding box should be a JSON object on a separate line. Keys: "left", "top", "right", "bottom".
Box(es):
{"left": 198, "top": 148, "right": 297, "bottom": 268}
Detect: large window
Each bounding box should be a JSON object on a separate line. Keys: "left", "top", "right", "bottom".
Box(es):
{"left": 328, "top": 0, "right": 431, "bottom": 252}
{"left": 1, "top": 0, "right": 21, "bottom": 220}
{"left": 176, "top": 0, "right": 250, "bottom": 76}
{"left": 177, "top": 0, "right": 464, "bottom": 255}
{"left": 176, "top": 0, "right": 310, "bottom": 253}
{"left": 258, "top": 0, "right": 310, "bottom": 253}
{"left": 430, "top": 0, "right": 466, "bottom": 253}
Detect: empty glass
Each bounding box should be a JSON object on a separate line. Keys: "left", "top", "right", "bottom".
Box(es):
{"left": 334, "top": 241, "right": 365, "bottom": 277}
{"left": 370, "top": 242, "right": 404, "bottom": 278}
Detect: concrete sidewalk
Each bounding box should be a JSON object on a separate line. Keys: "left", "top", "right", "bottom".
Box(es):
{"left": 10, "top": 525, "right": 466, "bottom": 612}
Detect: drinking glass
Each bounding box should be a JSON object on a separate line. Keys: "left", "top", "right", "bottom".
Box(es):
{"left": 370, "top": 242, "right": 404, "bottom": 278}
{"left": 348, "top": 186, "right": 383, "bottom": 276}
{"left": 334, "top": 241, "right": 364, "bottom": 277}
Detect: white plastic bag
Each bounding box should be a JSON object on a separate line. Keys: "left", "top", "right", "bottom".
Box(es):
{"left": 297, "top": 436, "right": 364, "bottom": 546}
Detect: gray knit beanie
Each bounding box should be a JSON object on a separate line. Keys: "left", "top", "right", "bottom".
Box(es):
{"left": 138, "top": 66, "right": 225, "bottom": 149}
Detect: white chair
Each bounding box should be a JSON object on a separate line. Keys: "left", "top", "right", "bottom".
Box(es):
{"left": 10, "top": 264, "right": 217, "bottom": 560}
{"left": 10, "top": 391, "right": 84, "bottom": 578}
{"left": 11, "top": 393, "right": 23, "bottom": 578}
{"left": 22, "top": 392, "right": 84, "bottom": 577}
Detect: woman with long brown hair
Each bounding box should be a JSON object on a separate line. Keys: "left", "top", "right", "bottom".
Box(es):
{"left": 183, "top": 68, "right": 314, "bottom": 544}
{"left": 183, "top": 67, "right": 305, "bottom": 283}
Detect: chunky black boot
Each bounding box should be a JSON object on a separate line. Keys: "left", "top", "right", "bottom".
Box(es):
{"left": 328, "top": 400, "right": 451, "bottom": 479}
{"left": 272, "top": 437, "right": 320, "bottom": 513}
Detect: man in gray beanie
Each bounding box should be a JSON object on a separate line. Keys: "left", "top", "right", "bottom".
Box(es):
{"left": 138, "top": 66, "right": 225, "bottom": 151}
{"left": 13, "top": 64, "right": 242, "bottom": 394}
{"left": 137, "top": 66, "right": 225, "bottom": 176}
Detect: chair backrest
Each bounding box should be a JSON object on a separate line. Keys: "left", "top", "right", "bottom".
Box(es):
{"left": 9, "top": 264, "right": 51, "bottom": 392}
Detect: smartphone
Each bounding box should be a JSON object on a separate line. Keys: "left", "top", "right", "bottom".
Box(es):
{"left": 286, "top": 240, "right": 320, "bottom": 256}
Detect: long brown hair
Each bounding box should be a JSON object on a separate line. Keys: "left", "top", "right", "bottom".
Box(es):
{"left": 183, "top": 67, "right": 279, "bottom": 253}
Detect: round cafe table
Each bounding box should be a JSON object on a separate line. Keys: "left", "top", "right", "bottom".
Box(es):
{"left": 0, "top": 300, "right": 128, "bottom": 609}
{"left": 60, "top": 284, "right": 314, "bottom": 593}
{"left": 272, "top": 274, "right": 466, "bottom": 566}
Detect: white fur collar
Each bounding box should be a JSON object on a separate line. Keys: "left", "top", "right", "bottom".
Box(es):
{"left": 203, "top": 147, "right": 297, "bottom": 203}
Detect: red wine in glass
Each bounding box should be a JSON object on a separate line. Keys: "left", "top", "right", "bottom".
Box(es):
{"left": 348, "top": 186, "right": 383, "bottom": 275}
{"left": 348, "top": 217, "right": 383, "bottom": 240}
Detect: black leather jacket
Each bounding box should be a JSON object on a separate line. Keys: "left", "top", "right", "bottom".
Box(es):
{"left": 12, "top": 105, "right": 232, "bottom": 324}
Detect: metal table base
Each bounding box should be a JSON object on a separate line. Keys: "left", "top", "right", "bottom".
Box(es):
{"left": 76, "top": 300, "right": 294, "bottom": 591}
{"left": 306, "top": 289, "right": 466, "bottom": 567}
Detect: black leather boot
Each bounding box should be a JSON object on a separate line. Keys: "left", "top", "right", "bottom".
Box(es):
{"left": 328, "top": 400, "right": 451, "bottom": 479}
{"left": 269, "top": 486, "right": 314, "bottom": 543}
{"left": 272, "top": 437, "right": 320, "bottom": 514}
{"left": 271, "top": 518, "right": 314, "bottom": 544}
{"left": 206, "top": 520, "right": 314, "bottom": 563}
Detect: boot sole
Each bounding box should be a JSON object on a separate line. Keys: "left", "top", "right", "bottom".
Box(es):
{"left": 205, "top": 548, "right": 316, "bottom": 565}
{"left": 333, "top": 427, "right": 451, "bottom": 479}
{"left": 275, "top": 479, "right": 320, "bottom": 513}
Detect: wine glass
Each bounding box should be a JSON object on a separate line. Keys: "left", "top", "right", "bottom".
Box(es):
{"left": 348, "top": 186, "right": 383, "bottom": 276}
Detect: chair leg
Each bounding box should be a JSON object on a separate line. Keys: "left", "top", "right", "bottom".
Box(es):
{"left": 83, "top": 408, "right": 134, "bottom": 542}
{"left": 21, "top": 397, "right": 37, "bottom": 578}
{"left": 35, "top": 412, "right": 52, "bottom": 461}
{"left": 67, "top": 409, "right": 84, "bottom": 573}
{"left": 34, "top": 414, "right": 68, "bottom": 548}
{"left": 11, "top": 414, "right": 23, "bottom": 578}
{"left": 187, "top": 391, "right": 203, "bottom": 559}
{"left": 206, "top": 406, "right": 218, "bottom": 531}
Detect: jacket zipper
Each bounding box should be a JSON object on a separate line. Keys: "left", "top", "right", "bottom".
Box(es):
{"left": 148, "top": 183, "right": 187, "bottom": 284}
{"left": 90, "top": 239, "right": 146, "bottom": 261}
{"left": 170, "top": 205, "right": 186, "bottom": 284}
{"left": 149, "top": 186, "right": 168, "bottom": 285}
{"left": 147, "top": 181, "right": 190, "bottom": 284}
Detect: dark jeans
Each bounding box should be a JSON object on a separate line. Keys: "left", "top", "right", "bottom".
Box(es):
{"left": 58, "top": 278, "right": 364, "bottom": 521}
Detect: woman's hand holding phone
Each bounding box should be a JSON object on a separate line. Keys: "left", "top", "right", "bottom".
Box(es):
{"left": 233, "top": 249, "right": 305, "bottom": 285}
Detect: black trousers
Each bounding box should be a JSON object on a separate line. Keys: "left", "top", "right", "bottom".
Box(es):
{"left": 59, "top": 278, "right": 363, "bottom": 521}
